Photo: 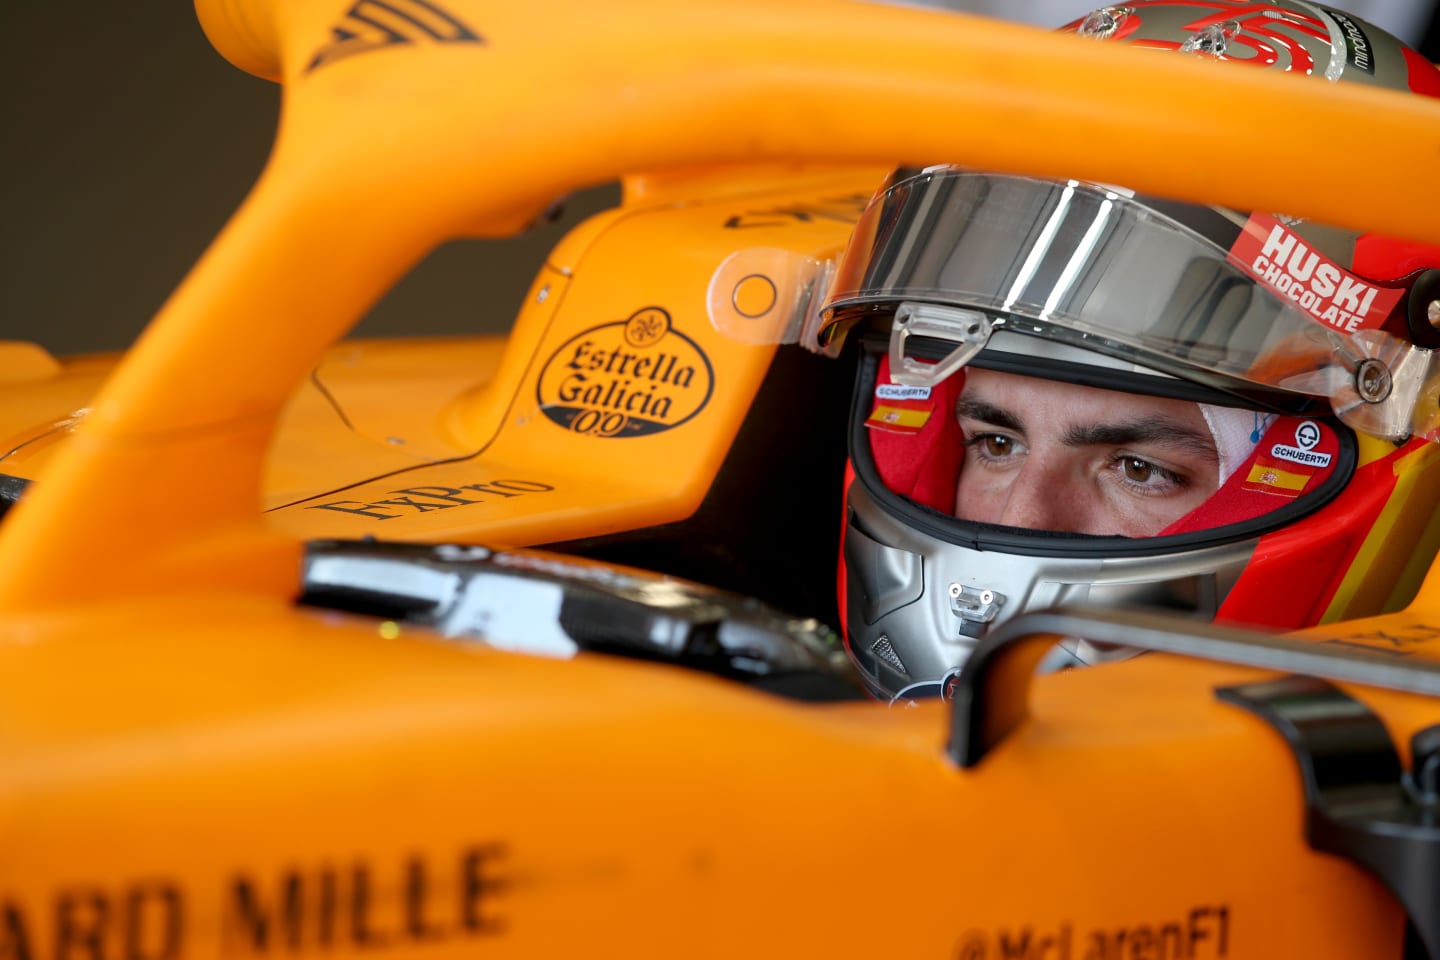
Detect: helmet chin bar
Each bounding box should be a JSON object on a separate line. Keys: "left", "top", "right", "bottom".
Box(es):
{"left": 842, "top": 481, "right": 1256, "bottom": 699}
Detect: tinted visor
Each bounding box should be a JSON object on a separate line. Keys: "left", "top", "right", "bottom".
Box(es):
{"left": 821, "top": 168, "right": 1437, "bottom": 443}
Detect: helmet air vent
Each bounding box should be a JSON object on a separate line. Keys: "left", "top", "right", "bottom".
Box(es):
{"left": 870, "top": 635, "right": 908, "bottom": 675}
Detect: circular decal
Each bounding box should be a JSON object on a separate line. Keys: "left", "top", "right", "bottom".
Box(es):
{"left": 624, "top": 307, "right": 670, "bottom": 347}
{"left": 537, "top": 307, "right": 715, "bottom": 438}
{"left": 1294, "top": 421, "right": 1321, "bottom": 450}
{"left": 732, "top": 274, "right": 778, "bottom": 319}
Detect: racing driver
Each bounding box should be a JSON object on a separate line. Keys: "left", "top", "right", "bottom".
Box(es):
{"left": 816, "top": 1, "right": 1440, "bottom": 698}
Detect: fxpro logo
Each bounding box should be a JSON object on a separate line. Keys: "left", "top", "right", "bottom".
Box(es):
{"left": 536, "top": 307, "right": 715, "bottom": 438}
{"left": 1271, "top": 420, "right": 1332, "bottom": 468}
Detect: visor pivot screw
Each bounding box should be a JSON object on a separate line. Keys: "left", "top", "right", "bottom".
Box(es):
{"left": 1355, "top": 358, "right": 1393, "bottom": 404}
{"left": 1427, "top": 299, "right": 1440, "bottom": 328}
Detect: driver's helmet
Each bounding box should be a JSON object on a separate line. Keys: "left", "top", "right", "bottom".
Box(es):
{"left": 819, "top": 1, "right": 1440, "bottom": 698}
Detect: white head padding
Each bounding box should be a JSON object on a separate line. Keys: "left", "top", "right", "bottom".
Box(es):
{"left": 1200, "top": 405, "right": 1269, "bottom": 485}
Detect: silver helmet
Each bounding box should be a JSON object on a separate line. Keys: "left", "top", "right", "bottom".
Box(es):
{"left": 821, "top": 165, "right": 1434, "bottom": 699}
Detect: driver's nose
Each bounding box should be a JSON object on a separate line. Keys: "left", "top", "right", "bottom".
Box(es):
{"left": 995, "top": 459, "right": 1090, "bottom": 533}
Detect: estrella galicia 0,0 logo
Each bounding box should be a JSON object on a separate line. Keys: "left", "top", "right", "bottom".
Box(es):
{"left": 536, "top": 307, "right": 715, "bottom": 438}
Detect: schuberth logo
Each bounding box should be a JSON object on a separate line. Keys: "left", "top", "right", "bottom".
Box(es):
{"left": 307, "top": 0, "right": 483, "bottom": 74}
{"left": 875, "top": 384, "right": 931, "bottom": 401}
{"left": 1242, "top": 419, "right": 1331, "bottom": 498}
{"left": 537, "top": 308, "right": 714, "bottom": 438}
{"left": 1271, "top": 420, "right": 1333, "bottom": 468}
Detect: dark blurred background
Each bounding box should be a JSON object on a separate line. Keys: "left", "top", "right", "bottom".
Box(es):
{"left": 0, "top": 5, "right": 616, "bottom": 356}
{"left": 4, "top": 4, "right": 1437, "bottom": 357}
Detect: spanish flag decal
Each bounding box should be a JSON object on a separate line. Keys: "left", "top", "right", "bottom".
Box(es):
{"left": 1242, "top": 458, "right": 1312, "bottom": 497}
{"left": 867, "top": 404, "right": 932, "bottom": 434}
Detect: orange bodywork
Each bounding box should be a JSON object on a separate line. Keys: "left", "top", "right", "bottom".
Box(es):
{"left": 1, "top": 2, "right": 1439, "bottom": 958}
{"left": 0, "top": 165, "right": 878, "bottom": 587}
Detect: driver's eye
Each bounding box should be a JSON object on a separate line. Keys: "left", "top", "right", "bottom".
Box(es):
{"left": 1122, "top": 457, "right": 1154, "bottom": 482}
{"left": 981, "top": 435, "right": 1014, "bottom": 457}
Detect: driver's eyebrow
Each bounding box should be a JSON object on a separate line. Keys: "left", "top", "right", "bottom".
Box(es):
{"left": 1063, "top": 419, "right": 1217, "bottom": 460}
{"left": 955, "top": 396, "right": 1024, "bottom": 433}
{"left": 956, "top": 397, "right": 1216, "bottom": 461}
